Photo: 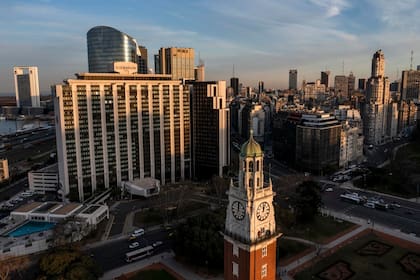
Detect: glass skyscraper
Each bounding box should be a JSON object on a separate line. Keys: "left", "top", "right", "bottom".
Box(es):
{"left": 87, "top": 26, "right": 139, "bottom": 73}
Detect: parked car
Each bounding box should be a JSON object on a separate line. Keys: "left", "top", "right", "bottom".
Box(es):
{"left": 131, "top": 228, "right": 145, "bottom": 237}
{"left": 325, "top": 188, "right": 334, "bottom": 192}
{"left": 129, "top": 242, "right": 140, "bottom": 249}
{"left": 153, "top": 241, "right": 163, "bottom": 247}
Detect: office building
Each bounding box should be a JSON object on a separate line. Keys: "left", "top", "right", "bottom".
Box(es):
{"left": 289, "top": 69, "right": 298, "bottom": 90}
{"left": 302, "top": 79, "right": 326, "bottom": 100}
{"left": 363, "top": 50, "right": 390, "bottom": 145}
{"left": 155, "top": 47, "right": 195, "bottom": 80}
{"left": 321, "top": 71, "right": 330, "bottom": 88}
{"left": 334, "top": 75, "right": 348, "bottom": 100}
{"left": 13, "top": 66, "right": 40, "bottom": 107}
{"left": 296, "top": 113, "right": 341, "bottom": 174}
{"left": 191, "top": 81, "right": 230, "bottom": 179}
{"left": 54, "top": 69, "right": 191, "bottom": 202}
{"left": 137, "top": 45, "right": 148, "bottom": 74}
{"left": 401, "top": 69, "right": 420, "bottom": 101}
{"left": 258, "top": 81, "right": 264, "bottom": 94}
{"left": 358, "top": 78, "right": 367, "bottom": 91}
{"left": 348, "top": 72, "right": 356, "bottom": 97}
{"left": 230, "top": 77, "right": 239, "bottom": 96}
{"left": 223, "top": 132, "right": 281, "bottom": 280}
{"left": 194, "top": 63, "right": 205, "bottom": 82}
{"left": 87, "top": 26, "right": 140, "bottom": 73}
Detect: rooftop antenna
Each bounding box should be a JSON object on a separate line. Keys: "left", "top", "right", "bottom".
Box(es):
{"left": 342, "top": 60, "right": 345, "bottom": 75}
{"left": 233, "top": 64, "right": 235, "bottom": 78}
{"left": 410, "top": 50, "right": 413, "bottom": 70}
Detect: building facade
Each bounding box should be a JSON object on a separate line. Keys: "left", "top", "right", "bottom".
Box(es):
{"left": 334, "top": 75, "right": 348, "bottom": 100}
{"left": 54, "top": 72, "right": 191, "bottom": 202}
{"left": 223, "top": 132, "right": 281, "bottom": 280}
{"left": 194, "top": 63, "right": 205, "bottom": 82}
{"left": 302, "top": 79, "right": 326, "bottom": 100}
{"left": 137, "top": 45, "right": 148, "bottom": 74}
{"left": 156, "top": 47, "right": 195, "bottom": 80}
{"left": 296, "top": 113, "right": 341, "bottom": 174}
{"left": 363, "top": 50, "right": 391, "bottom": 145}
{"left": 13, "top": 66, "right": 40, "bottom": 108}
{"left": 191, "top": 81, "right": 230, "bottom": 179}
{"left": 87, "top": 26, "right": 140, "bottom": 73}
{"left": 401, "top": 69, "right": 420, "bottom": 101}
{"left": 0, "top": 159, "right": 9, "bottom": 182}
{"left": 289, "top": 69, "right": 298, "bottom": 90}
{"left": 230, "top": 77, "right": 239, "bottom": 96}
{"left": 321, "top": 71, "right": 330, "bottom": 88}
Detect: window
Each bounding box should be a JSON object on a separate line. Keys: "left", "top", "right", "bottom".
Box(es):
{"left": 261, "top": 264, "right": 267, "bottom": 278}
{"left": 233, "top": 243, "right": 239, "bottom": 257}
{"left": 249, "top": 161, "right": 253, "bottom": 172}
{"left": 256, "top": 160, "right": 260, "bottom": 171}
{"left": 262, "top": 246, "right": 267, "bottom": 257}
{"left": 233, "top": 262, "right": 238, "bottom": 277}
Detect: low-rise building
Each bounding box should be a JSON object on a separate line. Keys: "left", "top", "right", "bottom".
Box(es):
{"left": 0, "top": 159, "right": 9, "bottom": 182}
{"left": 121, "top": 178, "right": 160, "bottom": 198}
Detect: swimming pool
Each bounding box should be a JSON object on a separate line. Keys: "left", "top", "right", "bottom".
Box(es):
{"left": 8, "top": 221, "right": 56, "bottom": 237}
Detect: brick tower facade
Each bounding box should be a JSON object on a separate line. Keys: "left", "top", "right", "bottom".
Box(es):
{"left": 223, "top": 131, "right": 282, "bottom": 280}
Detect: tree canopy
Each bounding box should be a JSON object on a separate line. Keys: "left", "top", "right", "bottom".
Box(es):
{"left": 291, "top": 180, "right": 323, "bottom": 223}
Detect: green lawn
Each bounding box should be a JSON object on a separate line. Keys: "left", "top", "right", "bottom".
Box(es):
{"left": 278, "top": 238, "right": 312, "bottom": 261}
{"left": 280, "top": 215, "right": 355, "bottom": 244}
{"left": 130, "top": 269, "right": 176, "bottom": 280}
{"left": 295, "top": 233, "right": 419, "bottom": 280}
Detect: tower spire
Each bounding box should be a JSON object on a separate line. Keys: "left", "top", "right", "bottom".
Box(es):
{"left": 233, "top": 64, "right": 235, "bottom": 78}
{"left": 410, "top": 50, "right": 414, "bottom": 70}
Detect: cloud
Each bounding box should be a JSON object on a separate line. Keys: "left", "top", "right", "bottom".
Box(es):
{"left": 309, "top": 0, "right": 350, "bottom": 17}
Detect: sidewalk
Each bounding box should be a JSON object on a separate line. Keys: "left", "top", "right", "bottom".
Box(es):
{"left": 278, "top": 224, "right": 368, "bottom": 280}
{"left": 100, "top": 251, "right": 223, "bottom": 280}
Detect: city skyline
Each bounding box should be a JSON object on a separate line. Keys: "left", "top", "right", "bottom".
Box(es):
{"left": 1, "top": 0, "right": 420, "bottom": 94}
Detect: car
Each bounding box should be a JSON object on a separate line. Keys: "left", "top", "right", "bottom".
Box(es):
{"left": 325, "top": 188, "right": 334, "bottom": 192}
{"left": 131, "top": 228, "right": 145, "bottom": 237}
{"left": 153, "top": 241, "right": 163, "bottom": 247}
{"left": 391, "top": 202, "right": 401, "bottom": 208}
{"left": 128, "top": 235, "right": 137, "bottom": 241}
{"left": 364, "top": 202, "right": 375, "bottom": 209}
{"left": 129, "top": 242, "right": 140, "bottom": 249}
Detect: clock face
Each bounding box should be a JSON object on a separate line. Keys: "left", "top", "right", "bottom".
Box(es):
{"left": 256, "top": 202, "right": 270, "bottom": 221}
{"left": 231, "top": 201, "right": 245, "bottom": 220}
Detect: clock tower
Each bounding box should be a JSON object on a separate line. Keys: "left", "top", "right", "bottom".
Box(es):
{"left": 223, "top": 130, "right": 282, "bottom": 280}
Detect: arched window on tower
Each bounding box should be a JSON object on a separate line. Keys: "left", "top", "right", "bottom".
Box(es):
{"left": 248, "top": 161, "right": 254, "bottom": 172}
{"left": 256, "top": 160, "right": 260, "bottom": 171}
{"left": 257, "top": 178, "right": 260, "bottom": 186}
{"left": 249, "top": 178, "right": 253, "bottom": 188}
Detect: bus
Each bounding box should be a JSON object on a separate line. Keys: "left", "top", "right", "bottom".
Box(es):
{"left": 125, "top": 246, "right": 154, "bottom": 263}
{"left": 340, "top": 193, "right": 363, "bottom": 204}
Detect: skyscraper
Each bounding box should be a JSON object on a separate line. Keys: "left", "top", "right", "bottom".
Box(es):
{"left": 191, "top": 81, "right": 230, "bottom": 179}
{"left": 401, "top": 69, "right": 420, "bottom": 100}
{"left": 358, "top": 78, "right": 367, "bottom": 91}
{"left": 13, "top": 66, "right": 40, "bottom": 107}
{"left": 348, "top": 72, "right": 355, "bottom": 97}
{"left": 230, "top": 77, "right": 239, "bottom": 96}
{"left": 334, "top": 75, "right": 348, "bottom": 100}
{"left": 54, "top": 71, "right": 191, "bottom": 202}
{"left": 289, "top": 69, "right": 298, "bottom": 90}
{"left": 156, "top": 47, "right": 195, "bottom": 80}
{"left": 321, "top": 71, "right": 330, "bottom": 88}
{"left": 258, "top": 81, "right": 264, "bottom": 94}
{"left": 194, "top": 63, "right": 205, "bottom": 82}
{"left": 137, "top": 45, "right": 148, "bottom": 74}
{"left": 87, "top": 26, "right": 140, "bottom": 73}
{"left": 363, "top": 49, "right": 390, "bottom": 145}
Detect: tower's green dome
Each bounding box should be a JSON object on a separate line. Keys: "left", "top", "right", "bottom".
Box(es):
{"left": 240, "top": 130, "right": 263, "bottom": 157}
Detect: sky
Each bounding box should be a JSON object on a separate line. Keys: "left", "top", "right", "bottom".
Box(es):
{"left": 1, "top": 0, "right": 420, "bottom": 94}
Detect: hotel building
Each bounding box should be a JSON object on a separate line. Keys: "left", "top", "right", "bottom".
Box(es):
{"left": 54, "top": 67, "right": 191, "bottom": 202}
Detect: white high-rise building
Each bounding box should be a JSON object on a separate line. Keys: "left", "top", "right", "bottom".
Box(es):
{"left": 53, "top": 70, "right": 191, "bottom": 202}
{"left": 13, "top": 66, "right": 40, "bottom": 108}
{"left": 363, "top": 50, "right": 391, "bottom": 145}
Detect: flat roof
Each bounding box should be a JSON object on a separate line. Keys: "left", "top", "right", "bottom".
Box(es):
{"left": 33, "top": 202, "right": 59, "bottom": 213}
{"left": 51, "top": 203, "right": 82, "bottom": 215}
{"left": 13, "top": 202, "right": 43, "bottom": 213}
{"left": 80, "top": 205, "right": 100, "bottom": 214}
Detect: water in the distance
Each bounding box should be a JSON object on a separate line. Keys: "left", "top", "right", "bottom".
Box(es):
{"left": 0, "top": 119, "right": 49, "bottom": 135}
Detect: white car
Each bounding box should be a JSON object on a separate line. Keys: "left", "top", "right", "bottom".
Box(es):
{"left": 129, "top": 242, "right": 140, "bottom": 249}
{"left": 153, "top": 241, "right": 163, "bottom": 248}
{"left": 325, "top": 188, "right": 334, "bottom": 192}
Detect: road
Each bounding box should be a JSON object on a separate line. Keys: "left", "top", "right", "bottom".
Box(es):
{"left": 364, "top": 138, "right": 409, "bottom": 167}
{"left": 86, "top": 228, "right": 171, "bottom": 272}
{"left": 322, "top": 187, "right": 420, "bottom": 236}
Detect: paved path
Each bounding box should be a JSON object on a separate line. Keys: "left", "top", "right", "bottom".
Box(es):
{"left": 278, "top": 208, "right": 420, "bottom": 280}
{"left": 100, "top": 251, "right": 223, "bottom": 280}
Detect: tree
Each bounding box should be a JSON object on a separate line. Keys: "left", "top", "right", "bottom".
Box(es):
{"left": 173, "top": 210, "right": 225, "bottom": 270}
{"left": 37, "top": 247, "right": 102, "bottom": 279}
{"left": 291, "top": 180, "right": 322, "bottom": 223}
{"left": 0, "top": 256, "right": 29, "bottom": 280}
